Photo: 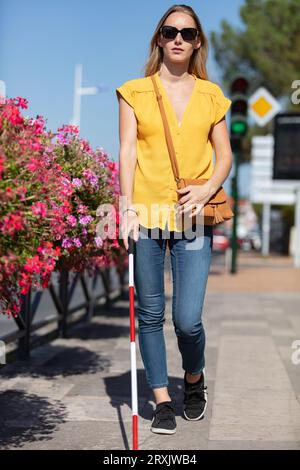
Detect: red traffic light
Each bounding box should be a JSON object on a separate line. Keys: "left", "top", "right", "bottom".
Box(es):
{"left": 230, "top": 77, "right": 249, "bottom": 94}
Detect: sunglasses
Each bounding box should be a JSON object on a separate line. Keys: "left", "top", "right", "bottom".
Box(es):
{"left": 159, "top": 25, "right": 199, "bottom": 41}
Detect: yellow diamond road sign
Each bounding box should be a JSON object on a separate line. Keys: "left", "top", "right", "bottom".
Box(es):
{"left": 249, "top": 87, "right": 281, "bottom": 127}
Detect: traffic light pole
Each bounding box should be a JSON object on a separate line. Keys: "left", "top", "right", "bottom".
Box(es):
{"left": 229, "top": 75, "right": 249, "bottom": 274}
{"left": 230, "top": 147, "right": 240, "bottom": 274}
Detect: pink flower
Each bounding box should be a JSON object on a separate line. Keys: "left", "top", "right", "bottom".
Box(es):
{"left": 95, "top": 237, "right": 103, "bottom": 248}
{"left": 0, "top": 212, "right": 25, "bottom": 235}
{"left": 57, "top": 124, "right": 79, "bottom": 134}
{"left": 32, "top": 202, "right": 47, "bottom": 217}
{"left": 79, "top": 215, "right": 93, "bottom": 226}
{"left": 80, "top": 140, "right": 93, "bottom": 153}
{"left": 14, "top": 97, "right": 28, "bottom": 109}
{"left": 26, "top": 158, "right": 43, "bottom": 172}
{"left": 72, "top": 178, "right": 82, "bottom": 188}
{"left": 72, "top": 237, "right": 82, "bottom": 248}
{"left": 62, "top": 238, "right": 73, "bottom": 249}
{"left": 77, "top": 204, "right": 88, "bottom": 214}
{"left": 23, "top": 255, "right": 41, "bottom": 274}
{"left": 66, "top": 215, "right": 77, "bottom": 227}
{"left": 82, "top": 169, "right": 98, "bottom": 187}
{"left": 30, "top": 141, "right": 43, "bottom": 151}
{"left": 27, "top": 115, "right": 46, "bottom": 134}
{"left": 57, "top": 134, "right": 72, "bottom": 145}
{"left": 2, "top": 104, "right": 24, "bottom": 125}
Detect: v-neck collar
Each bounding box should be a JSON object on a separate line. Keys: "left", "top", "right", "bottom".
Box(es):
{"left": 154, "top": 70, "right": 198, "bottom": 130}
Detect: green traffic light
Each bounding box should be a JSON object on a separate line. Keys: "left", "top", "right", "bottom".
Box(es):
{"left": 231, "top": 121, "right": 247, "bottom": 135}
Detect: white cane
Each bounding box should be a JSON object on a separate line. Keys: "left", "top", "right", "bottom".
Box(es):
{"left": 128, "top": 232, "right": 138, "bottom": 450}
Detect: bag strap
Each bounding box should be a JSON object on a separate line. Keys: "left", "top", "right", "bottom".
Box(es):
{"left": 151, "top": 74, "right": 182, "bottom": 184}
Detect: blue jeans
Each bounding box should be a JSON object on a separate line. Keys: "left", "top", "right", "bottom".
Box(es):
{"left": 133, "top": 223, "right": 213, "bottom": 389}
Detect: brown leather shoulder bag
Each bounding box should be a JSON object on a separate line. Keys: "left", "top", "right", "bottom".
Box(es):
{"left": 150, "top": 74, "right": 234, "bottom": 226}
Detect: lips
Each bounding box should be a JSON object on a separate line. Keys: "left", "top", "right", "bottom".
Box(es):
{"left": 172, "top": 48, "right": 183, "bottom": 52}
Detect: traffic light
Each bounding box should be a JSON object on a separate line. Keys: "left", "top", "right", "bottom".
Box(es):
{"left": 229, "top": 77, "right": 249, "bottom": 273}
{"left": 230, "top": 76, "right": 249, "bottom": 138}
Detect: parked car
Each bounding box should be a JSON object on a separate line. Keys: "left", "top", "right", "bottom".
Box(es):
{"left": 212, "top": 228, "right": 230, "bottom": 253}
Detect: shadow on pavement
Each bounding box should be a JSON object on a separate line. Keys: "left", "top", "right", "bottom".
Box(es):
{"left": 1, "top": 345, "right": 111, "bottom": 378}
{"left": 0, "top": 389, "right": 67, "bottom": 449}
{"left": 71, "top": 322, "right": 129, "bottom": 340}
{"left": 94, "top": 303, "right": 133, "bottom": 318}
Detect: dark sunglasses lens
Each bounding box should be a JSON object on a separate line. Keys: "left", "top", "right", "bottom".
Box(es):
{"left": 181, "top": 28, "right": 198, "bottom": 40}
{"left": 161, "top": 26, "right": 177, "bottom": 39}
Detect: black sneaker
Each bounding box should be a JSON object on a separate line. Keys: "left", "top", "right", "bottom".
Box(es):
{"left": 183, "top": 369, "right": 208, "bottom": 421}
{"left": 150, "top": 399, "right": 177, "bottom": 434}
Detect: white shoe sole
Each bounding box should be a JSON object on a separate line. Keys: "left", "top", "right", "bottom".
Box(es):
{"left": 183, "top": 399, "right": 207, "bottom": 421}
{"left": 150, "top": 425, "right": 177, "bottom": 434}
{"left": 150, "top": 416, "right": 177, "bottom": 434}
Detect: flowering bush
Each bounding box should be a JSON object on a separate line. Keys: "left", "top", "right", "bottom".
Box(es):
{"left": 0, "top": 97, "right": 72, "bottom": 316}
{"left": 52, "top": 125, "right": 124, "bottom": 272}
{"left": 0, "top": 96, "right": 127, "bottom": 318}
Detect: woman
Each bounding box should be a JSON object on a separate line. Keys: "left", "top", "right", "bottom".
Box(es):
{"left": 116, "top": 4, "right": 232, "bottom": 435}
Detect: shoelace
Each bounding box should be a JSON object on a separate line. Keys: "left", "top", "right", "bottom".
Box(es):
{"left": 184, "top": 384, "right": 208, "bottom": 408}
{"left": 154, "top": 402, "right": 175, "bottom": 422}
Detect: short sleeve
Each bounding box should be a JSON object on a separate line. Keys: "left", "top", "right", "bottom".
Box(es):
{"left": 115, "top": 81, "right": 135, "bottom": 109}
{"left": 212, "top": 84, "right": 232, "bottom": 126}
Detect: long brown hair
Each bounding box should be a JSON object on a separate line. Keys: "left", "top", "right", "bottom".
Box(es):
{"left": 143, "top": 4, "right": 209, "bottom": 80}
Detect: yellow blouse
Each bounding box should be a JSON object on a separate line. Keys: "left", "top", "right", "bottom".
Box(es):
{"left": 116, "top": 70, "right": 232, "bottom": 232}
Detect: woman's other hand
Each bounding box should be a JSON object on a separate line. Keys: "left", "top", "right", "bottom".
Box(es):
{"left": 121, "top": 209, "right": 140, "bottom": 250}
{"left": 175, "top": 182, "right": 214, "bottom": 218}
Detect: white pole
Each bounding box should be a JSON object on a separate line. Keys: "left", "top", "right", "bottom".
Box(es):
{"left": 294, "top": 187, "right": 300, "bottom": 268}
{"left": 70, "top": 65, "right": 106, "bottom": 128}
{"left": 0, "top": 80, "right": 6, "bottom": 99}
{"left": 72, "top": 64, "right": 83, "bottom": 127}
{"left": 262, "top": 202, "right": 271, "bottom": 256}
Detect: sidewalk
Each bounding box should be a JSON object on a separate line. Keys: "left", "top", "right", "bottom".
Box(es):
{"left": 0, "top": 251, "right": 300, "bottom": 450}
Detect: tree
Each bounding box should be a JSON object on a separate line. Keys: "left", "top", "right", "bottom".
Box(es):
{"left": 210, "top": 0, "right": 300, "bottom": 104}
{"left": 210, "top": 0, "right": 300, "bottom": 162}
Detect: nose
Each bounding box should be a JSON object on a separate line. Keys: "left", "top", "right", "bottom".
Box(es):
{"left": 174, "top": 32, "right": 183, "bottom": 42}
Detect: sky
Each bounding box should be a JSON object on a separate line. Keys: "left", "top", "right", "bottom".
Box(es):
{"left": 0, "top": 0, "right": 250, "bottom": 196}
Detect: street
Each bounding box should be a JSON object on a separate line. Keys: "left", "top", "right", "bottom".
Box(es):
{"left": 0, "top": 251, "right": 300, "bottom": 450}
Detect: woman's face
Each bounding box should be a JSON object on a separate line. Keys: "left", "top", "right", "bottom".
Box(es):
{"left": 157, "top": 12, "right": 201, "bottom": 64}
